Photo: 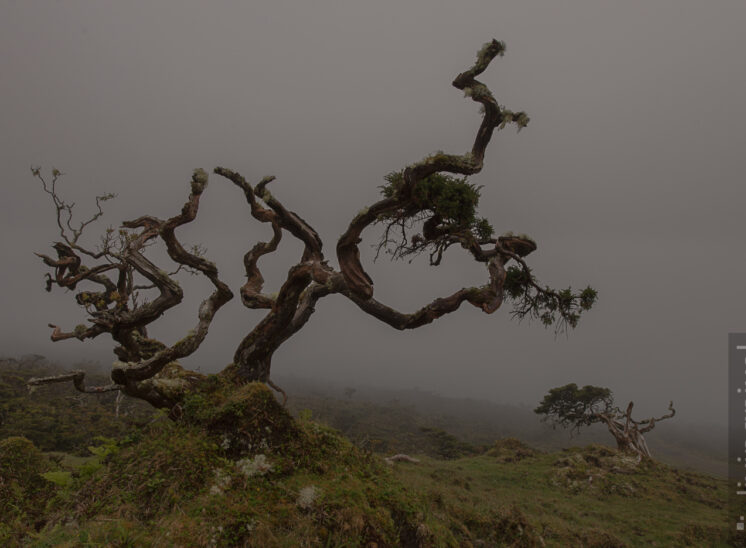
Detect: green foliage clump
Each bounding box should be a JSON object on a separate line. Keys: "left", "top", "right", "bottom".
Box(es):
{"left": 504, "top": 264, "right": 533, "bottom": 299}
{"left": 486, "top": 437, "right": 537, "bottom": 463}
{"left": 534, "top": 383, "right": 613, "bottom": 432}
{"left": 472, "top": 216, "right": 495, "bottom": 241}
{"left": 40, "top": 470, "right": 73, "bottom": 488}
{"left": 504, "top": 265, "right": 598, "bottom": 332}
{"left": 0, "top": 436, "right": 55, "bottom": 544}
{"left": 0, "top": 435, "right": 47, "bottom": 483}
{"left": 379, "top": 170, "right": 494, "bottom": 244}
{"left": 419, "top": 427, "right": 480, "bottom": 460}
{"left": 411, "top": 173, "right": 480, "bottom": 227}
{"left": 82, "top": 425, "right": 223, "bottom": 521}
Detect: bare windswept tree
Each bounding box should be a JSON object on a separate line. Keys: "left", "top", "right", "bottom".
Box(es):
{"left": 29, "top": 40, "right": 596, "bottom": 413}
{"left": 534, "top": 384, "right": 675, "bottom": 460}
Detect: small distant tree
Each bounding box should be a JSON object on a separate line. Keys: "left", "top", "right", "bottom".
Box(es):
{"left": 534, "top": 383, "right": 675, "bottom": 459}
{"left": 28, "top": 40, "right": 596, "bottom": 414}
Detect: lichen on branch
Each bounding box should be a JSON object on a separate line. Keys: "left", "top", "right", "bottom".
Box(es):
{"left": 33, "top": 168, "right": 232, "bottom": 409}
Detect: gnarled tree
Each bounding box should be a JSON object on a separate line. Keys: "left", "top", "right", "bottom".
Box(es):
{"left": 29, "top": 40, "right": 596, "bottom": 414}
{"left": 534, "top": 383, "right": 675, "bottom": 460}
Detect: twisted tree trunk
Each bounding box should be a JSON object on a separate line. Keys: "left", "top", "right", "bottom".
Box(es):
{"left": 597, "top": 401, "right": 675, "bottom": 460}
{"left": 29, "top": 41, "right": 596, "bottom": 415}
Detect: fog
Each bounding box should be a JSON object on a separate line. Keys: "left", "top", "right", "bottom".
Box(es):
{"left": 2, "top": 0, "right": 744, "bottom": 426}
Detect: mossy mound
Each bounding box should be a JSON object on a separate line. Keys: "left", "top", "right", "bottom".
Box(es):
{"left": 19, "top": 385, "right": 732, "bottom": 547}
{"left": 550, "top": 444, "right": 649, "bottom": 496}
{"left": 486, "top": 437, "right": 538, "bottom": 463}
{"left": 69, "top": 425, "right": 223, "bottom": 522}
{"left": 182, "top": 380, "right": 299, "bottom": 459}
{"left": 0, "top": 435, "right": 48, "bottom": 484}
{"left": 33, "top": 382, "right": 433, "bottom": 547}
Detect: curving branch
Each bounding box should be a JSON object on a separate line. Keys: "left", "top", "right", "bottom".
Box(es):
{"left": 212, "top": 39, "right": 594, "bottom": 386}
{"left": 341, "top": 256, "right": 507, "bottom": 330}
{"left": 47, "top": 323, "right": 106, "bottom": 342}
{"left": 636, "top": 401, "right": 676, "bottom": 434}
{"left": 214, "top": 168, "right": 285, "bottom": 309}
{"left": 27, "top": 370, "right": 122, "bottom": 394}
{"left": 336, "top": 40, "right": 527, "bottom": 302}
{"left": 215, "top": 167, "right": 335, "bottom": 384}
{"left": 34, "top": 169, "right": 233, "bottom": 409}
{"left": 111, "top": 170, "right": 234, "bottom": 383}
{"left": 229, "top": 260, "right": 317, "bottom": 381}
{"left": 215, "top": 167, "right": 322, "bottom": 262}
{"left": 32, "top": 39, "right": 597, "bottom": 411}
{"left": 31, "top": 167, "right": 118, "bottom": 260}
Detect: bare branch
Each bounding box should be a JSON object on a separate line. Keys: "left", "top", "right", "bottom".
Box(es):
{"left": 47, "top": 323, "right": 105, "bottom": 342}
{"left": 112, "top": 169, "right": 233, "bottom": 382}
{"left": 637, "top": 401, "right": 676, "bottom": 434}
{"left": 214, "top": 167, "right": 323, "bottom": 261}
{"left": 35, "top": 169, "right": 232, "bottom": 409}
{"left": 32, "top": 167, "right": 118, "bottom": 260}
{"left": 214, "top": 168, "right": 283, "bottom": 309}
{"left": 342, "top": 257, "right": 506, "bottom": 330}
{"left": 27, "top": 370, "right": 122, "bottom": 394}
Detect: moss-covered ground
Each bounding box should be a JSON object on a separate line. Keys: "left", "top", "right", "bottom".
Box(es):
{"left": 0, "top": 377, "right": 738, "bottom": 547}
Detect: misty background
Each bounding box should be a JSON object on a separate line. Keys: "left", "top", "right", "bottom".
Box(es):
{"left": 1, "top": 1, "right": 744, "bottom": 431}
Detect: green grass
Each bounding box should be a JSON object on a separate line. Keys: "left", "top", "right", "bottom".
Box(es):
{"left": 2, "top": 382, "right": 733, "bottom": 547}
{"left": 393, "top": 444, "right": 731, "bottom": 546}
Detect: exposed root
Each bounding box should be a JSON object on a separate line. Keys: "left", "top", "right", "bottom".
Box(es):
{"left": 266, "top": 378, "right": 288, "bottom": 406}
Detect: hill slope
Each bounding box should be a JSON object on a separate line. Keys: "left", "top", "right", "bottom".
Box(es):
{"left": 1, "top": 379, "right": 737, "bottom": 547}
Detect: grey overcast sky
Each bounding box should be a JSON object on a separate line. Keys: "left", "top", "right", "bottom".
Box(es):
{"left": 1, "top": 0, "right": 744, "bottom": 424}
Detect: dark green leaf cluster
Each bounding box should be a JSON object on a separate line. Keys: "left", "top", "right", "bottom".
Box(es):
{"left": 504, "top": 266, "right": 597, "bottom": 332}
{"left": 0, "top": 436, "right": 56, "bottom": 543}
{"left": 379, "top": 170, "right": 404, "bottom": 199}
{"left": 413, "top": 173, "right": 480, "bottom": 226}
{"left": 473, "top": 217, "right": 495, "bottom": 241}
{"left": 377, "top": 171, "right": 495, "bottom": 261}
{"left": 504, "top": 265, "right": 533, "bottom": 299}
{"left": 419, "top": 427, "right": 481, "bottom": 460}
{"left": 534, "top": 383, "right": 613, "bottom": 432}
{"left": 381, "top": 171, "right": 490, "bottom": 235}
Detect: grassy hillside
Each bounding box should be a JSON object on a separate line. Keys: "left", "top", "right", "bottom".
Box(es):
{"left": 0, "top": 358, "right": 153, "bottom": 455}
{"left": 0, "top": 359, "right": 736, "bottom": 545}
{"left": 1, "top": 380, "right": 737, "bottom": 546}
{"left": 1, "top": 359, "right": 725, "bottom": 476}
{"left": 278, "top": 376, "right": 727, "bottom": 478}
